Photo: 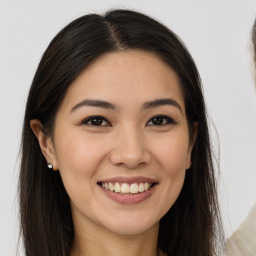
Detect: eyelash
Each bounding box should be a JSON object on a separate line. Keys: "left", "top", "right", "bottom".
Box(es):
{"left": 81, "top": 116, "right": 111, "bottom": 126}
{"left": 146, "top": 115, "right": 177, "bottom": 126}
{"left": 81, "top": 115, "right": 177, "bottom": 127}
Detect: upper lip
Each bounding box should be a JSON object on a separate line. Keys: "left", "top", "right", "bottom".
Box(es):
{"left": 98, "top": 176, "right": 158, "bottom": 184}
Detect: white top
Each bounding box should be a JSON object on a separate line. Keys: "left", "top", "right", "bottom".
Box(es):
{"left": 225, "top": 203, "right": 256, "bottom": 255}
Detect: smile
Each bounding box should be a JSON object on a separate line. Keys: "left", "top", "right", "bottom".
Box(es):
{"left": 100, "top": 182, "right": 153, "bottom": 194}
{"left": 97, "top": 177, "right": 158, "bottom": 204}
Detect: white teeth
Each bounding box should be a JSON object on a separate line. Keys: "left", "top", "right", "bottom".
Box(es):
{"left": 121, "top": 183, "right": 130, "bottom": 193}
{"left": 109, "top": 183, "right": 114, "bottom": 192}
{"left": 138, "top": 183, "right": 144, "bottom": 192}
{"left": 101, "top": 182, "right": 152, "bottom": 194}
{"left": 114, "top": 182, "right": 121, "bottom": 192}
{"left": 130, "top": 183, "right": 139, "bottom": 194}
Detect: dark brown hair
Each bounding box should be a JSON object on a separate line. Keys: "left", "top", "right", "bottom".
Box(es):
{"left": 19, "top": 9, "right": 224, "bottom": 256}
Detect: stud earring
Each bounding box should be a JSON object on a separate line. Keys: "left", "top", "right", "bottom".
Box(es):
{"left": 47, "top": 163, "right": 53, "bottom": 169}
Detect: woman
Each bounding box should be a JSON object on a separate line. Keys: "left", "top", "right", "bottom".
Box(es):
{"left": 19, "top": 9, "right": 224, "bottom": 256}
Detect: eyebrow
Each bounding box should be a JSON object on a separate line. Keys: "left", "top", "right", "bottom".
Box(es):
{"left": 70, "top": 98, "right": 183, "bottom": 114}
{"left": 142, "top": 98, "right": 183, "bottom": 114}
{"left": 71, "top": 99, "right": 118, "bottom": 112}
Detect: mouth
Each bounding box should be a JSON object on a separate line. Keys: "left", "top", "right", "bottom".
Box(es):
{"left": 97, "top": 177, "right": 158, "bottom": 204}
{"left": 97, "top": 181, "right": 156, "bottom": 194}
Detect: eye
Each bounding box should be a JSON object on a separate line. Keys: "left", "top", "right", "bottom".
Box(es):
{"left": 146, "top": 115, "right": 176, "bottom": 126}
{"left": 81, "top": 116, "right": 110, "bottom": 126}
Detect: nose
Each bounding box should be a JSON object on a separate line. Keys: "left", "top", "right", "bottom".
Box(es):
{"left": 109, "top": 126, "right": 151, "bottom": 169}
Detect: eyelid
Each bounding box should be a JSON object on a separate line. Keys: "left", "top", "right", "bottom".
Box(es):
{"left": 80, "top": 115, "right": 176, "bottom": 127}
{"left": 81, "top": 115, "right": 111, "bottom": 126}
{"left": 146, "top": 115, "right": 177, "bottom": 126}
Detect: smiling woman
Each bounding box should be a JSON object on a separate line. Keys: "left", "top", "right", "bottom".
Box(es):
{"left": 19, "top": 9, "right": 224, "bottom": 256}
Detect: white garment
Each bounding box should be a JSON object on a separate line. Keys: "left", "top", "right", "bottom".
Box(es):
{"left": 225, "top": 203, "right": 256, "bottom": 255}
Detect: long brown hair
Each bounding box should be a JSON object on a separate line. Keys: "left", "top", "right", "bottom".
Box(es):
{"left": 19, "top": 9, "right": 224, "bottom": 256}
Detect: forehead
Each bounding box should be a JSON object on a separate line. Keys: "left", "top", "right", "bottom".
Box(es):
{"left": 59, "top": 50, "right": 185, "bottom": 112}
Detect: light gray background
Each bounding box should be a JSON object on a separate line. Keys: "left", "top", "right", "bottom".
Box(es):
{"left": 1, "top": 0, "right": 256, "bottom": 255}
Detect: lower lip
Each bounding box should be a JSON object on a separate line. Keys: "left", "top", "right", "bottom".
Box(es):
{"left": 100, "top": 185, "right": 156, "bottom": 205}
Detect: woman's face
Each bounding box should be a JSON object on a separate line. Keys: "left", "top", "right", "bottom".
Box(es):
{"left": 47, "top": 50, "right": 195, "bottom": 235}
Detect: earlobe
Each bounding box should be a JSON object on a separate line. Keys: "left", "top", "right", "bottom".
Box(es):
{"left": 186, "top": 160, "right": 192, "bottom": 170}
{"left": 30, "top": 119, "right": 58, "bottom": 170}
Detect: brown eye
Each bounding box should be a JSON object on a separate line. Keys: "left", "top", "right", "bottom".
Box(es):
{"left": 151, "top": 116, "right": 164, "bottom": 125}
{"left": 82, "top": 116, "right": 110, "bottom": 126}
{"left": 91, "top": 117, "right": 104, "bottom": 126}
{"left": 146, "top": 115, "right": 176, "bottom": 126}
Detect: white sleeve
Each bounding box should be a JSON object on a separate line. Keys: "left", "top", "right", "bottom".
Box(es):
{"left": 225, "top": 203, "right": 256, "bottom": 256}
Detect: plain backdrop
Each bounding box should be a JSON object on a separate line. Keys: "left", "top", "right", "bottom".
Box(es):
{"left": 1, "top": 0, "right": 256, "bottom": 255}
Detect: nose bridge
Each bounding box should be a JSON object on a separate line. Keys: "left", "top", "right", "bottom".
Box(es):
{"left": 122, "top": 124, "right": 143, "bottom": 154}
{"left": 109, "top": 123, "right": 151, "bottom": 168}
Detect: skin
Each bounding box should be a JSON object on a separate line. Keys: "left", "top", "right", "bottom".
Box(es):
{"left": 31, "top": 50, "right": 197, "bottom": 256}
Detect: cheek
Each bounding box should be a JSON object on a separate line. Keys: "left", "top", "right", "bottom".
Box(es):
{"left": 151, "top": 131, "right": 189, "bottom": 210}
{"left": 53, "top": 133, "right": 107, "bottom": 197}
{"left": 160, "top": 143, "right": 187, "bottom": 191}
{"left": 55, "top": 132, "right": 104, "bottom": 172}
{"left": 152, "top": 130, "right": 190, "bottom": 172}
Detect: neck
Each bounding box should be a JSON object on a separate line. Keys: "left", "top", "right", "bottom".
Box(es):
{"left": 70, "top": 215, "right": 160, "bottom": 256}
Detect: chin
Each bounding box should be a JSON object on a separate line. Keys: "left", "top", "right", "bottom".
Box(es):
{"left": 102, "top": 213, "right": 159, "bottom": 236}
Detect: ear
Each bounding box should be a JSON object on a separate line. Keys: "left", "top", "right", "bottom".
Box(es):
{"left": 30, "top": 119, "right": 58, "bottom": 171}
{"left": 186, "top": 122, "right": 198, "bottom": 169}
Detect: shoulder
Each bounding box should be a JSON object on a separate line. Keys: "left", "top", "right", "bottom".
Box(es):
{"left": 225, "top": 203, "right": 256, "bottom": 255}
